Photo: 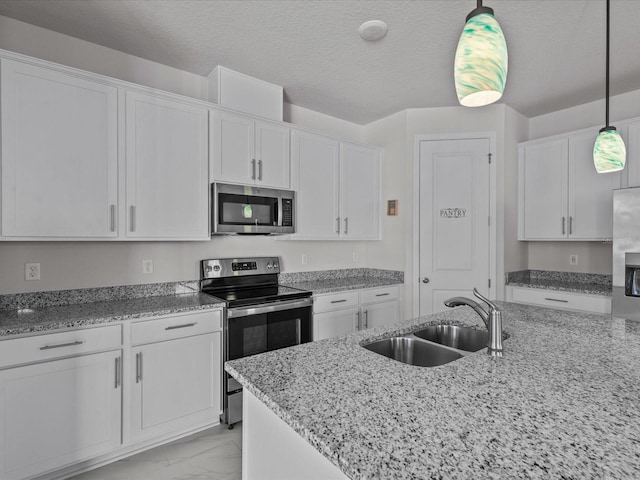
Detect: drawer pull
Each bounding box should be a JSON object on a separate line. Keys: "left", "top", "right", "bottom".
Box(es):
{"left": 375, "top": 293, "right": 390, "bottom": 297}
{"left": 115, "top": 357, "right": 121, "bottom": 389}
{"left": 165, "top": 322, "right": 197, "bottom": 331}
{"left": 544, "top": 297, "right": 569, "bottom": 303}
{"left": 330, "top": 299, "right": 347, "bottom": 304}
{"left": 39, "top": 340, "right": 84, "bottom": 350}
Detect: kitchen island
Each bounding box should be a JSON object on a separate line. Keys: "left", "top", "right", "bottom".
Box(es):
{"left": 226, "top": 302, "right": 640, "bottom": 479}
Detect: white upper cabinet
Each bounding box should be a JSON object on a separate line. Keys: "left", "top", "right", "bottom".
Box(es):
{"left": 125, "top": 91, "right": 209, "bottom": 240}
{"left": 340, "top": 142, "right": 380, "bottom": 240}
{"left": 291, "top": 130, "right": 380, "bottom": 240}
{"left": 291, "top": 130, "right": 341, "bottom": 239}
{"left": 210, "top": 109, "right": 290, "bottom": 189}
{"left": 568, "top": 130, "right": 621, "bottom": 239}
{"left": 1, "top": 58, "right": 118, "bottom": 238}
{"left": 519, "top": 129, "right": 621, "bottom": 241}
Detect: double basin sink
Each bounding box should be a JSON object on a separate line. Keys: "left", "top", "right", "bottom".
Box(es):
{"left": 363, "top": 324, "right": 490, "bottom": 367}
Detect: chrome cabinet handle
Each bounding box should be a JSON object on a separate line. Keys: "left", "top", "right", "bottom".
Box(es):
{"left": 258, "top": 160, "right": 263, "bottom": 181}
{"left": 136, "top": 352, "right": 142, "bottom": 383}
{"left": 115, "top": 357, "right": 121, "bottom": 388}
{"left": 562, "top": 217, "right": 566, "bottom": 235}
{"left": 569, "top": 216, "right": 573, "bottom": 235}
{"left": 344, "top": 217, "right": 349, "bottom": 235}
{"left": 356, "top": 311, "right": 361, "bottom": 330}
{"left": 251, "top": 159, "right": 256, "bottom": 180}
{"left": 40, "top": 340, "right": 84, "bottom": 350}
{"left": 165, "top": 322, "right": 197, "bottom": 331}
{"left": 110, "top": 204, "right": 116, "bottom": 232}
{"left": 130, "top": 206, "right": 136, "bottom": 232}
{"left": 330, "top": 299, "right": 347, "bottom": 304}
{"left": 545, "top": 297, "right": 569, "bottom": 303}
{"left": 421, "top": 277, "right": 430, "bottom": 284}
{"left": 336, "top": 217, "right": 340, "bottom": 234}
{"left": 375, "top": 293, "right": 390, "bottom": 297}
{"left": 363, "top": 310, "right": 368, "bottom": 329}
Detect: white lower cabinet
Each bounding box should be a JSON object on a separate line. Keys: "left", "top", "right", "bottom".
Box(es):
{"left": 313, "top": 286, "right": 401, "bottom": 341}
{"left": 0, "top": 308, "right": 223, "bottom": 479}
{"left": 506, "top": 286, "right": 611, "bottom": 314}
{"left": 0, "top": 327, "right": 122, "bottom": 480}
{"left": 130, "top": 311, "right": 222, "bottom": 442}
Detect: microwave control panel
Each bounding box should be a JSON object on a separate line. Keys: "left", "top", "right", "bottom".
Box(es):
{"left": 282, "top": 198, "right": 293, "bottom": 227}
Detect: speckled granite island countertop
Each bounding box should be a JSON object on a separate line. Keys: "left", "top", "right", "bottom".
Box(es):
{"left": 0, "top": 282, "right": 225, "bottom": 337}
{"left": 226, "top": 302, "right": 640, "bottom": 479}
{"left": 506, "top": 270, "right": 612, "bottom": 296}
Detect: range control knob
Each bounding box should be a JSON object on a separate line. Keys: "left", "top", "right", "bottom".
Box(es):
{"left": 273, "top": 262, "right": 279, "bottom": 270}
{"left": 266, "top": 262, "right": 273, "bottom": 270}
{"left": 213, "top": 265, "right": 221, "bottom": 272}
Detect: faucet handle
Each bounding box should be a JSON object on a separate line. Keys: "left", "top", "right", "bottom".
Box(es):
{"left": 473, "top": 288, "right": 499, "bottom": 311}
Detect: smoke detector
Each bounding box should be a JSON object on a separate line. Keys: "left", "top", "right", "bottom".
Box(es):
{"left": 359, "top": 20, "right": 388, "bottom": 41}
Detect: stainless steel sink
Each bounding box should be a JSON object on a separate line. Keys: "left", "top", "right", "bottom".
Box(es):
{"left": 363, "top": 336, "right": 464, "bottom": 367}
{"left": 413, "top": 325, "right": 488, "bottom": 352}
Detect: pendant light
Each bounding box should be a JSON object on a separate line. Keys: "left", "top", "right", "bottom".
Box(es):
{"left": 593, "top": 0, "right": 626, "bottom": 173}
{"left": 454, "top": 0, "right": 508, "bottom": 107}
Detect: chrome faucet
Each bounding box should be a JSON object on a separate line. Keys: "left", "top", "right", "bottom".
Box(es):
{"left": 444, "top": 288, "right": 503, "bottom": 357}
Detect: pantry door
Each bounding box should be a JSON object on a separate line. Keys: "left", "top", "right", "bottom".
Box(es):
{"left": 418, "top": 137, "right": 492, "bottom": 315}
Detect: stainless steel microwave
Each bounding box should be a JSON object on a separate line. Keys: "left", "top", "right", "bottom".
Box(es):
{"left": 212, "top": 183, "right": 295, "bottom": 235}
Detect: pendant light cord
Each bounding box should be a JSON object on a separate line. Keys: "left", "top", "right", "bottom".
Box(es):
{"left": 605, "top": 0, "right": 610, "bottom": 127}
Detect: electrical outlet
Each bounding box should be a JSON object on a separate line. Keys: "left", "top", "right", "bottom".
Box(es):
{"left": 142, "top": 259, "right": 153, "bottom": 274}
{"left": 570, "top": 254, "right": 578, "bottom": 265}
{"left": 25, "top": 263, "right": 40, "bottom": 281}
{"left": 301, "top": 253, "right": 308, "bottom": 265}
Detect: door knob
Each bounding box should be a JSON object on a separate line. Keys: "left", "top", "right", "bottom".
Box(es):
{"left": 421, "top": 277, "right": 430, "bottom": 284}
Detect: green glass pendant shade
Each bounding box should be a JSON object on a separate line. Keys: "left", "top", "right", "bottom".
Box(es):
{"left": 593, "top": 127, "right": 626, "bottom": 173}
{"left": 454, "top": 11, "right": 508, "bottom": 107}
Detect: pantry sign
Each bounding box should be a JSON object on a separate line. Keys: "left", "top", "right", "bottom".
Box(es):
{"left": 440, "top": 208, "right": 467, "bottom": 218}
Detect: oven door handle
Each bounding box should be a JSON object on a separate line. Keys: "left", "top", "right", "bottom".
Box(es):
{"left": 227, "top": 297, "right": 312, "bottom": 318}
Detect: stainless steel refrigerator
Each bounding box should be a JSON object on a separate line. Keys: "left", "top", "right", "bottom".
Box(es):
{"left": 613, "top": 187, "right": 640, "bottom": 320}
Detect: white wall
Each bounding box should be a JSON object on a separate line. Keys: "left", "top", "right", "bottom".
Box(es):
{"left": 0, "top": 15, "right": 371, "bottom": 295}
{"left": 525, "top": 88, "right": 640, "bottom": 275}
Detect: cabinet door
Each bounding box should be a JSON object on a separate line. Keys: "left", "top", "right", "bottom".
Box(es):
{"left": 568, "top": 130, "right": 621, "bottom": 239}
{"left": 131, "top": 332, "right": 221, "bottom": 442}
{"left": 0, "top": 351, "right": 122, "bottom": 479}
{"left": 255, "top": 121, "right": 290, "bottom": 188}
{"left": 362, "top": 301, "right": 400, "bottom": 330}
{"left": 340, "top": 143, "right": 380, "bottom": 239}
{"left": 1, "top": 58, "right": 118, "bottom": 238}
{"left": 210, "top": 110, "right": 255, "bottom": 184}
{"left": 291, "top": 130, "right": 341, "bottom": 239}
{"left": 518, "top": 139, "right": 569, "bottom": 240}
{"left": 313, "top": 308, "right": 359, "bottom": 341}
{"left": 125, "top": 91, "right": 209, "bottom": 239}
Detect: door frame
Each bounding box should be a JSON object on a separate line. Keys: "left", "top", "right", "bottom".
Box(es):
{"left": 412, "top": 132, "right": 498, "bottom": 317}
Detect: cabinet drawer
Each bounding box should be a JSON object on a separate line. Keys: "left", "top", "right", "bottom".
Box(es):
{"left": 509, "top": 287, "right": 611, "bottom": 314}
{"left": 360, "top": 285, "right": 400, "bottom": 305}
{"left": 0, "top": 324, "right": 121, "bottom": 369}
{"left": 131, "top": 309, "right": 222, "bottom": 346}
{"left": 313, "top": 292, "right": 359, "bottom": 313}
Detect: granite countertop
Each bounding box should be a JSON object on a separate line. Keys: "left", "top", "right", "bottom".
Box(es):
{"left": 226, "top": 303, "right": 640, "bottom": 479}
{"left": 283, "top": 276, "right": 402, "bottom": 295}
{"left": 506, "top": 270, "right": 612, "bottom": 296}
{"left": 0, "top": 293, "right": 225, "bottom": 337}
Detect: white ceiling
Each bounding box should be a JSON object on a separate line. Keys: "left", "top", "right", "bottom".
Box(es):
{"left": 0, "top": 0, "right": 638, "bottom": 125}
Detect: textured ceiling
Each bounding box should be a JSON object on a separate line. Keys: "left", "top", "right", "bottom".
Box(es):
{"left": 0, "top": 0, "right": 638, "bottom": 125}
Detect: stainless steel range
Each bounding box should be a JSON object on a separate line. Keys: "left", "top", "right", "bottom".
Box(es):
{"left": 200, "top": 257, "right": 312, "bottom": 427}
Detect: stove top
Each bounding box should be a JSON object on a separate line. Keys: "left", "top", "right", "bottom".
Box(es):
{"left": 199, "top": 257, "right": 312, "bottom": 308}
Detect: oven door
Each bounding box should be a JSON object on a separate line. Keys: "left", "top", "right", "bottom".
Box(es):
{"left": 226, "top": 298, "right": 312, "bottom": 360}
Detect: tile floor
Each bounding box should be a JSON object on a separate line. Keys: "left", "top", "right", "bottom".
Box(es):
{"left": 69, "top": 423, "right": 242, "bottom": 480}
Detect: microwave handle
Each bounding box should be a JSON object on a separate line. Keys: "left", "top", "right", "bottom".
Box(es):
{"left": 277, "top": 197, "right": 283, "bottom": 227}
